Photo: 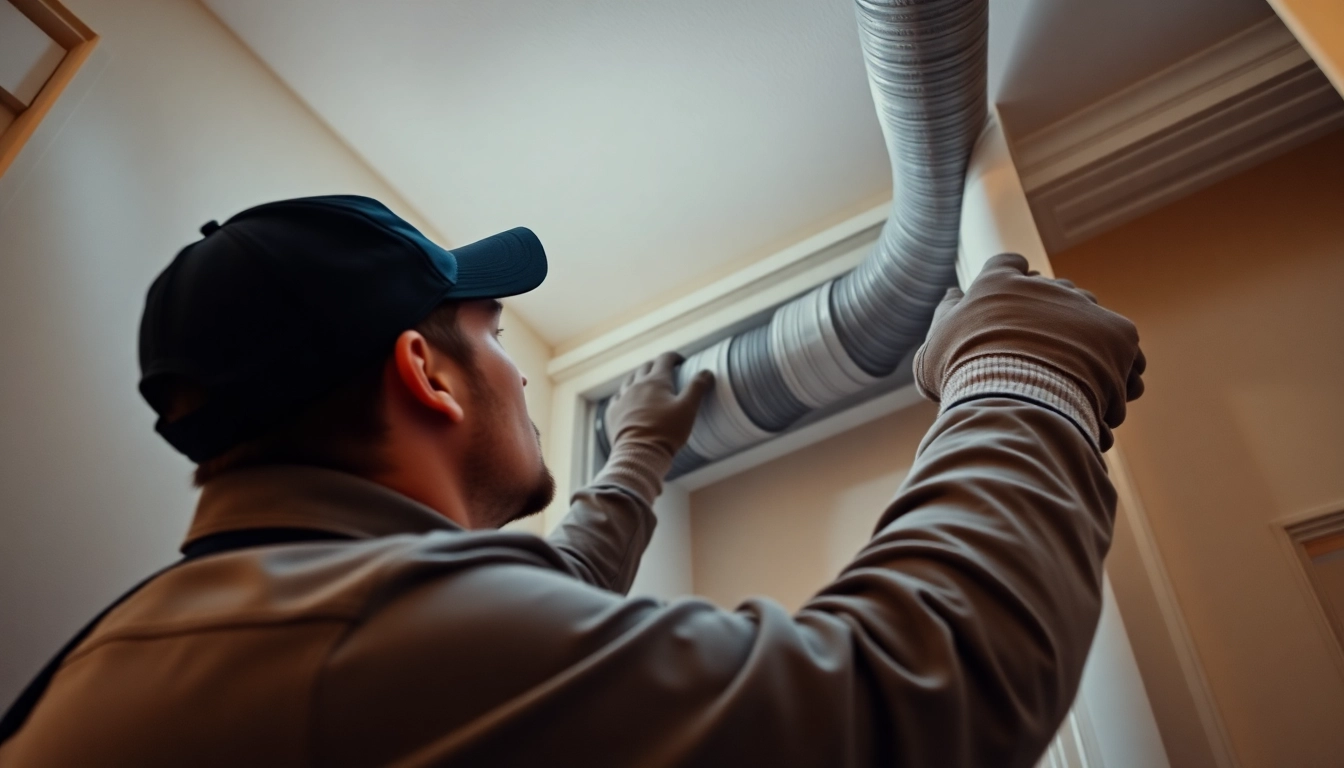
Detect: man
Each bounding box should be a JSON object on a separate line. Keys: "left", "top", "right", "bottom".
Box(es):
{"left": 0, "top": 195, "right": 1144, "bottom": 766}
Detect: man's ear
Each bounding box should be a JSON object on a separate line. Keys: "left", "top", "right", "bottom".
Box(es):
{"left": 391, "top": 330, "right": 465, "bottom": 423}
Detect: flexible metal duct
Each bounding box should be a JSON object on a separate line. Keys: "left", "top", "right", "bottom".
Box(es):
{"left": 596, "top": 0, "right": 988, "bottom": 476}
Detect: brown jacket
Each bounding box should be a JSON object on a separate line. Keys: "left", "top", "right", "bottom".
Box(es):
{"left": 1, "top": 397, "right": 1114, "bottom": 767}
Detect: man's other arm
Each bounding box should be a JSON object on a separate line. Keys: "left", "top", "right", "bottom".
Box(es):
{"left": 546, "top": 354, "right": 712, "bottom": 594}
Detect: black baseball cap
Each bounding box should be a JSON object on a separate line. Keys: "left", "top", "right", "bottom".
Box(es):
{"left": 138, "top": 194, "right": 547, "bottom": 463}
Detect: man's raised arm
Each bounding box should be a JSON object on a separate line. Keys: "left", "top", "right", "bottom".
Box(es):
{"left": 550, "top": 255, "right": 1142, "bottom": 765}
{"left": 772, "top": 253, "right": 1146, "bottom": 764}
{"left": 546, "top": 354, "right": 713, "bottom": 593}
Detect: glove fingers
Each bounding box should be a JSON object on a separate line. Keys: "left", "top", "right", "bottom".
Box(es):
{"left": 1047, "top": 277, "right": 1099, "bottom": 304}
{"left": 912, "top": 344, "right": 939, "bottom": 402}
{"left": 1103, "top": 388, "right": 1128, "bottom": 430}
{"left": 677, "top": 370, "right": 715, "bottom": 412}
{"left": 982, "top": 252, "right": 1030, "bottom": 277}
{"left": 616, "top": 370, "right": 636, "bottom": 398}
{"left": 1126, "top": 348, "right": 1147, "bottom": 401}
{"left": 1126, "top": 366, "right": 1145, "bottom": 402}
{"left": 929, "top": 286, "right": 963, "bottom": 327}
{"left": 915, "top": 286, "right": 965, "bottom": 402}
{"left": 650, "top": 352, "right": 682, "bottom": 379}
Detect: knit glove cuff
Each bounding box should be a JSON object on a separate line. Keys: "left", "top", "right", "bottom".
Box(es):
{"left": 591, "top": 440, "right": 675, "bottom": 504}
{"left": 942, "top": 354, "right": 1101, "bottom": 451}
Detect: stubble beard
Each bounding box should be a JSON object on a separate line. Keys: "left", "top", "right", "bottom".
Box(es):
{"left": 463, "top": 386, "right": 556, "bottom": 529}
{"left": 515, "top": 456, "right": 556, "bottom": 524}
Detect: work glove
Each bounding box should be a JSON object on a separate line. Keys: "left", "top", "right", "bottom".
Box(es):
{"left": 596, "top": 353, "right": 714, "bottom": 501}
{"left": 605, "top": 353, "right": 715, "bottom": 457}
{"left": 913, "top": 253, "right": 1146, "bottom": 451}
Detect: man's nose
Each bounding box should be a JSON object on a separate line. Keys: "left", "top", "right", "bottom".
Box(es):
{"left": 521, "top": 375, "right": 529, "bottom": 387}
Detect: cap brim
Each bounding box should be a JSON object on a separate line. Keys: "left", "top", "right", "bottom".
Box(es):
{"left": 445, "top": 227, "right": 548, "bottom": 300}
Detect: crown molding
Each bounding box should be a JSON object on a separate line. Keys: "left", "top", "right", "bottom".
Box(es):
{"left": 1014, "top": 16, "right": 1344, "bottom": 253}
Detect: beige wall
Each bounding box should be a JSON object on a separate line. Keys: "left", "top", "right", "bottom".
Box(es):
{"left": 1053, "top": 129, "right": 1344, "bottom": 767}
{"left": 690, "top": 399, "right": 937, "bottom": 611}
{"left": 0, "top": 0, "right": 552, "bottom": 703}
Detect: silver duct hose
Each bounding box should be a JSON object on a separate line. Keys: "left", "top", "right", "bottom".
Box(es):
{"left": 596, "top": 0, "right": 988, "bottom": 477}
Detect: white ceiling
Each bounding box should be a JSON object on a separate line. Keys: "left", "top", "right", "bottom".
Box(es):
{"left": 204, "top": 0, "right": 1272, "bottom": 346}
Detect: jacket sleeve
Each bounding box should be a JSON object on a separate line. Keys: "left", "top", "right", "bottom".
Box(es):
{"left": 790, "top": 396, "right": 1115, "bottom": 766}
{"left": 667, "top": 397, "right": 1115, "bottom": 767}
{"left": 567, "top": 397, "right": 1113, "bottom": 766}
{"left": 316, "top": 397, "right": 1115, "bottom": 767}
{"left": 544, "top": 482, "right": 657, "bottom": 595}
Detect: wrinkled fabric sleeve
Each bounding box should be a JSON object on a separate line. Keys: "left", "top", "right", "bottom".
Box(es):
{"left": 785, "top": 396, "right": 1116, "bottom": 766}
{"left": 544, "top": 485, "right": 655, "bottom": 595}
{"left": 552, "top": 397, "right": 1115, "bottom": 765}
{"left": 318, "top": 397, "right": 1116, "bottom": 767}
{"left": 671, "top": 397, "right": 1114, "bottom": 766}
{"left": 545, "top": 441, "right": 672, "bottom": 594}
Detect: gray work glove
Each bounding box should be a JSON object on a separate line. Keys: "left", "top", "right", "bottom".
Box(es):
{"left": 913, "top": 253, "right": 1146, "bottom": 451}
{"left": 605, "top": 353, "right": 715, "bottom": 457}
{"left": 596, "top": 353, "right": 714, "bottom": 502}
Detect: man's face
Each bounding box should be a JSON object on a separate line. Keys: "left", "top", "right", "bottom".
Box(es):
{"left": 454, "top": 300, "right": 555, "bottom": 527}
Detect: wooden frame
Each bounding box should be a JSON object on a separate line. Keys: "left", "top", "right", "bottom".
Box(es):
{"left": 1269, "top": 0, "right": 1344, "bottom": 97}
{"left": 0, "top": 0, "right": 98, "bottom": 178}
{"left": 1272, "top": 501, "right": 1344, "bottom": 683}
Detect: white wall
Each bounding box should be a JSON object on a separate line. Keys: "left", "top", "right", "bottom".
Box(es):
{"left": 0, "top": 0, "right": 552, "bottom": 704}
{"left": 627, "top": 484, "right": 694, "bottom": 600}
{"left": 689, "top": 401, "right": 936, "bottom": 610}
{"left": 1077, "top": 578, "right": 1170, "bottom": 768}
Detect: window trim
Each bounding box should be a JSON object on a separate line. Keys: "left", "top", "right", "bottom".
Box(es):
{"left": 1274, "top": 501, "right": 1344, "bottom": 683}
{"left": 0, "top": 0, "right": 98, "bottom": 178}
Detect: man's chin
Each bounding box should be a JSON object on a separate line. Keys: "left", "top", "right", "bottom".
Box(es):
{"left": 509, "top": 465, "right": 557, "bottom": 525}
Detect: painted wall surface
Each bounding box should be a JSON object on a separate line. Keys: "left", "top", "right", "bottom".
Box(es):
{"left": 690, "top": 400, "right": 936, "bottom": 611}
{"left": 1053, "top": 128, "right": 1344, "bottom": 767}
{"left": 0, "top": 0, "right": 552, "bottom": 704}
{"left": 628, "top": 484, "right": 694, "bottom": 600}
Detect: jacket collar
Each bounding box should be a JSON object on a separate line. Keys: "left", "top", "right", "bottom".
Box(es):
{"left": 183, "top": 465, "right": 460, "bottom": 551}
